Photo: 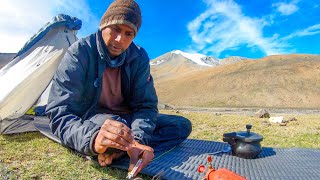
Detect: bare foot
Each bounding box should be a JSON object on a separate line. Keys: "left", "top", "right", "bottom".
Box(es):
{"left": 98, "top": 151, "right": 125, "bottom": 166}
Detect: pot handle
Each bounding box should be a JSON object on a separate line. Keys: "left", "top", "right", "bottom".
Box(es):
{"left": 223, "top": 132, "right": 237, "bottom": 145}
{"left": 246, "top": 124, "right": 252, "bottom": 134}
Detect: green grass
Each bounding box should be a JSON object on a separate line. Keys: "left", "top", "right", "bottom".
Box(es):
{"left": 1, "top": 111, "right": 320, "bottom": 179}
{"left": 175, "top": 111, "right": 320, "bottom": 148}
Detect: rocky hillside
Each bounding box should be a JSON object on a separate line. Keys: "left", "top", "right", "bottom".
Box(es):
{"left": 219, "top": 56, "right": 252, "bottom": 65}
{"left": 151, "top": 53, "right": 320, "bottom": 109}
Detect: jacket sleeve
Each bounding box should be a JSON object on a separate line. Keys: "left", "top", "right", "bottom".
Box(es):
{"left": 129, "top": 48, "right": 158, "bottom": 145}
{"left": 45, "top": 42, "right": 99, "bottom": 156}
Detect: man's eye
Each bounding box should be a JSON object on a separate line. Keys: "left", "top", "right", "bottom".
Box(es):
{"left": 126, "top": 33, "right": 134, "bottom": 37}
{"left": 112, "top": 27, "right": 120, "bottom": 32}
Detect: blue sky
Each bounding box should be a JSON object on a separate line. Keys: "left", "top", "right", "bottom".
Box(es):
{"left": 1, "top": 0, "right": 319, "bottom": 59}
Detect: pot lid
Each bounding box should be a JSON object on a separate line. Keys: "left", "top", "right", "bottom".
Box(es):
{"left": 234, "top": 124, "right": 263, "bottom": 142}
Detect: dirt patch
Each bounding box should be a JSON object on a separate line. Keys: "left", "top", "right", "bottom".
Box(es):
{"left": 161, "top": 106, "right": 320, "bottom": 115}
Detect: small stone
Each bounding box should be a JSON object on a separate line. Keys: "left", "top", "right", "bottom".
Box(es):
{"left": 261, "top": 120, "right": 271, "bottom": 126}
{"left": 288, "top": 117, "right": 297, "bottom": 121}
{"left": 256, "top": 109, "right": 270, "bottom": 118}
{"left": 279, "top": 123, "right": 287, "bottom": 126}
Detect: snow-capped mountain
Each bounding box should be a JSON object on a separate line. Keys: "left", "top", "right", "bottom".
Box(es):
{"left": 150, "top": 50, "right": 250, "bottom": 69}
{"left": 150, "top": 50, "right": 220, "bottom": 67}
{"left": 172, "top": 50, "right": 212, "bottom": 67}
{"left": 200, "top": 56, "right": 220, "bottom": 66}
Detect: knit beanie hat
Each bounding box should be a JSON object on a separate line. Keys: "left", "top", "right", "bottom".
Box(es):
{"left": 100, "top": 0, "right": 142, "bottom": 35}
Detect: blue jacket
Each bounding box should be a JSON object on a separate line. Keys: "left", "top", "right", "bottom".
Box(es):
{"left": 45, "top": 31, "right": 158, "bottom": 156}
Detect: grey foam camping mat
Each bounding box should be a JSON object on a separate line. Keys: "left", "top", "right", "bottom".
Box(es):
{"left": 111, "top": 139, "right": 320, "bottom": 180}
{"left": 33, "top": 117, "right": 320, "bottom": 180}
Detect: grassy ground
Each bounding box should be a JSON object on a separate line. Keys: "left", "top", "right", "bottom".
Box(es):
{"left": 1, "top": 110, "right": 320, "bottom": 179}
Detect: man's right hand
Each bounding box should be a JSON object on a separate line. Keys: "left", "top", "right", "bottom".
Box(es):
{"left": 94, "top": 119, "right": 134, "bottom": 154}
{"left": 127, "top": 141, "right": 154, "bottom": 177}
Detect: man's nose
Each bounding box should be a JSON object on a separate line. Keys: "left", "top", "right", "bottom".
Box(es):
{"left": 115, "top": 34, "right": 123, "bottom": 42}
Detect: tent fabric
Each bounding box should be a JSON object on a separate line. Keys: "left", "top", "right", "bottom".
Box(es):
{"left": 0, "top": 14, "right": 81, "bottom": 134}
{"left": 1, "top": 115, "right": 38, "bottom": 135}
{"left": 0, "top": 53, "right": 16, "bottom": 69}
{"left": 13, "top": 14, "right": 82, "bottom": 60}
{"left": 33, "top": 116, "right": 61, "bottom": 143}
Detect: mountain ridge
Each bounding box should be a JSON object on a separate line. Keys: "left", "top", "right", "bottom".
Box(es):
{"left": 150, "top": 50, "right": 250, "bottom": 67}
{"left": 151, "top": 51, "right": 320, "bottom": 109}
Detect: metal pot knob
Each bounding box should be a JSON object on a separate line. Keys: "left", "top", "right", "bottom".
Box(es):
{"left": 246, "top": 124, "right": 252, "bottom": 134}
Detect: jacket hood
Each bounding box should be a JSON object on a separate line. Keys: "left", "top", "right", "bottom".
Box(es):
{"left": 96, "top": 30, "right": 126, "bottom": 68}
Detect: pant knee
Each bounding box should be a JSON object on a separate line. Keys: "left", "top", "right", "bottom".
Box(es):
{"left": 158, "top": 114, "right": 192, "bottom": 138}
{"left": 178, "top": 116, "right": 192, "bottom": 138}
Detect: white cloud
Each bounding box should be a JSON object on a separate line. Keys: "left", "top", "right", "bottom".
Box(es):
{"left": 0, "top": 0, "right": 99, "bottom": 53}
{"left": 187, "top": 0, "right": 288, "bottom": 58}
{"left": 273, "top": 1, "right": 299, "bottom": 16}
{"left": 283, "top": 24, "right": 320, "bottom": 40}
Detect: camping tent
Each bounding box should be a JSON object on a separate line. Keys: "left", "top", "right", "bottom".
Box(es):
{"left": 0, "top": 14, "right": 82, "bottom": 134}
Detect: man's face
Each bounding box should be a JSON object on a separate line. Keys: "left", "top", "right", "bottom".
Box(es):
{"left": 101, "top": 24, "right": 135, "bottom": 59}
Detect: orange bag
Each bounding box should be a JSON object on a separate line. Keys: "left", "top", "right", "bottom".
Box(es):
{"left": 206, "top": 168, "right": 247, "bottom": 180}
{"left": 198, "top": 155, "right": 247, "bottom": 180}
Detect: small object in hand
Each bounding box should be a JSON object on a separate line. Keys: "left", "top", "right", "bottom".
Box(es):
{"left": 127, "top": 158, "right": 143, "bottom": 179}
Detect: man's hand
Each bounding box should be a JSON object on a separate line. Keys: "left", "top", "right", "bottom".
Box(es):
{"left": 97, "top": 151, "right": 125, "bottom": 167}
{"left": 127, "top": 141, "right": 154, "bottom": 177}
{"left": 94, "top": 119, "right": 134, "bottom": 154}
